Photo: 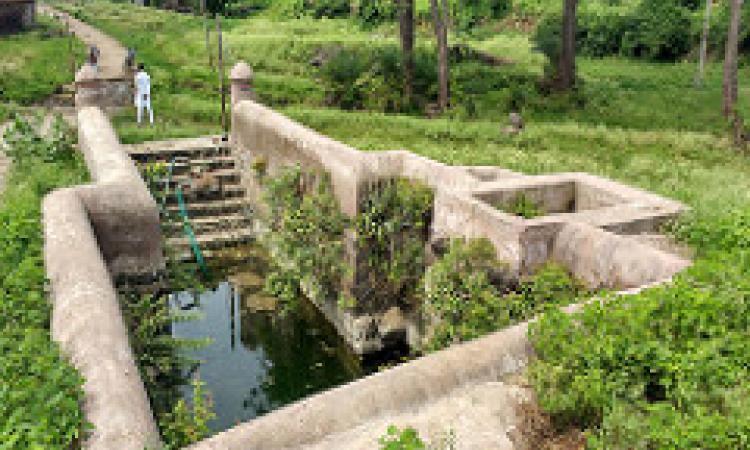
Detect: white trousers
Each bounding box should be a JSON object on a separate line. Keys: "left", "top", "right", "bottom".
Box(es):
{"left": 136, "top": 95, "right": 154, "bottom": 124}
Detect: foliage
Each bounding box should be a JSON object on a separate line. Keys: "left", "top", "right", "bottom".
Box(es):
{"left": 355, "top": 178, "right": 434, "bottom": 307}
{"left": 320, "top": 44, "right": 437, "bottom": 112}
{"left": 529, "top": 249, "right": 750, "bottom": 448}
{"left": 261, "top": 165, "right": 350, "bottom": 309}
{"left": 0, "top": 116, "right": 88, "bottom": 449}
{"left": 497, "top": 193, "right": 544, "bottom": 218}
{"left": 534, "top": 0, "right": 694, "bottom": 62}
{"left": 422, "top": 239, "right": 587, "bottom": 352}
{"left": 119, "top": 292, "right": 205, "bottom": 415}
{"left": 379, "top": 425, "right": 426, "bottom": 450}
{"left": 159, "top": 377, "right": 216, "bottom": 450}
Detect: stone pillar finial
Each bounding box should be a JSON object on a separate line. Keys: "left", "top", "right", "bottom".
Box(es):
{"left": 230, "top": 61, "right": 255, "bottom": 106}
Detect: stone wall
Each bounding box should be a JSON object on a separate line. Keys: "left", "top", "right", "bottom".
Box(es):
{"left": 231, "top": 99, "right": 690, "bottom": 353}
{"left": 0, "top": 0, "right": 34, "bottom": 32}
{"left": 43, "top": 107, "right": 163, "bottom": 450}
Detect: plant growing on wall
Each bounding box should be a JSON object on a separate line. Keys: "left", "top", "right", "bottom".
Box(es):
{"left": 355, "top": 178, "right": 434, "bottom": 307}
{"left": 496, "top": 193, "right": 544, "bottom": 219}
{"left": 261, "top": 165, "right": 350, "bottom": 309}
{"left": 422, "top": 238, "right": 588, "bottom": 352}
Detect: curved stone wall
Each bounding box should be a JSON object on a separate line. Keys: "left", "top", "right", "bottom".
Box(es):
{"left": 42, "top": 107, "right": 162, "bottom": 450}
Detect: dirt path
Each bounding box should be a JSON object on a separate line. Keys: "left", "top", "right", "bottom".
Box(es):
{"left": 39, "top": 4, "right": 128, "bottom": 80}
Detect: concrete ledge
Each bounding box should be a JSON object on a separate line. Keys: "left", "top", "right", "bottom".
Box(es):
{"left": 552, "top": 222, "right": 691, "bottom": 289}
{"left": 44, "top": 189, "right": 161, "bottom": 450}
{"left": 188, "top": 320, "right": 532, "bottom": 450}
{"left": 42, "top": 107, "right": 163, "bottom": 449}
{"left": 76, "top": 107, "right": 163, "bottom": 277}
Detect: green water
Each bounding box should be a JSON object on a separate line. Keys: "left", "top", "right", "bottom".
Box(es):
{"left": 170, "top": 257, "right": 367, "bottom": 432}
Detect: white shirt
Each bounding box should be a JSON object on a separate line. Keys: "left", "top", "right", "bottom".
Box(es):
{"left": 135, "top": 71, "right": 151, "bottom": 98}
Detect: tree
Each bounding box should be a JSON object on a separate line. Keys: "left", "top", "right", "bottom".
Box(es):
{"left": 695, "top": 0, "right": 713, "bottom": 88}
{"left": 397, "top": 0, "right": 415, "bottom": 107}
{"left": 723, "top": 0, "right": 744, "bottom": 118}
{"left": 556, "top": 0, "right": 578, "bottom": 90}
{"left": 429, "top": 0, "right": 450, "bottom": 111}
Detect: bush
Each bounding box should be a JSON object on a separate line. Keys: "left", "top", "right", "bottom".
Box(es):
{"left": 261, "top": 166, "right": 350, "bottom": 308}
{"left": 355, "top": 178, "right": 434, "bottom": 309}
{"left": 621, "top": 0, "right": 694, "bottom": 60}
{"left": 533, "top": 0, "right": 695, "bottom": 62}
{"left": 422, "top": 239, "right": 588, "bottom": 352}
{"left": 320, "top": 45, "right": 437, "bottom": 112}
{"left": 529, "top": 247, "right": 750, "bottom": 449}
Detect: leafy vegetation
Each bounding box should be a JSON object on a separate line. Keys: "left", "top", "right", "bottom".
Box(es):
{"left": 355, "top": 179, "right": 434, "bottom": 308}
{"left": 260, "top": 165, "right": 350, "bottom": 309}
{"left": 422, "top": 238, "right": 587, "bottom": 352}
{"left": 379, "top": 425, "right": 426, "bottom": 450}
{"left": 0, "top": 115, "right": 88, "bottom": 449}
{"left": 496, "top": 193, "right": 544, "bottom": 218}
{"left": 0, "top": 15, "right": 84, "bottom": 104}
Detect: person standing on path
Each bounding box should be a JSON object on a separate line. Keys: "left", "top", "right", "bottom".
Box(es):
{"left": 135, "top": 63, "right": 154, "bottom": 125}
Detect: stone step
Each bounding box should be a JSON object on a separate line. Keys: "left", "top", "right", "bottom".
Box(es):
{"left": 158, "top": 184, "right": 246, "bottom": 205}
{"left": 155, "top": 168, "right": 242, "bottom": 188}
{"left": 175, "top": 246, "right": 262, "bottom": 263}
{"left": 168, "top": 156, "right": 236, "bottom": 175}
{"left": 165, "top": 198, "right": 251, "bottom": 217}
{"left": 167, "top": 227, "right": 255, "bottom": 254}
{"left": 163, "top": 213, "right": 251, "bottom": 235}
{"left": 126, "top": 136, "right": 230, "bottom": 161}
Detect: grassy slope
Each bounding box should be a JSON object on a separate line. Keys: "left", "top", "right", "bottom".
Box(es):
{"left": 0, "top": 15, "right": 85, "bottom": 104}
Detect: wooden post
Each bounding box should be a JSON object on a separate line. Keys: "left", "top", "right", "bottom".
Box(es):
{"left": 68, "top": 19, "right": 76, "bottom": 105}
{"left": 217, "top": 15, "right": 227, "bottom": 140}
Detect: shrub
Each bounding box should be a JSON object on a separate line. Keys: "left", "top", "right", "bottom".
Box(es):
{"left": 422, "top": 238, "right": 588, "bottom": 352}
{"left": 355, "top": 179, "right": 434, "bottom": 308}
{"left": 261, "top": 166, "right": 350, "bottom": 308}
{"left": 533, "top": 0, "right": 695, "bottom": 62}
{"left": 621, "top": 0, "right": 694, "bottom": 61}
{"left": 319, "top": 45, "right": 437, "bottom": 112}
{"left": 528, "top": 248, "right": 750, "bottom": 449}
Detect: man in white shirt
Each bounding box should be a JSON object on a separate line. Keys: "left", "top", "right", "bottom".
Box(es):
{"left": 135, "top": 63, "right": 154, "bottom": 125}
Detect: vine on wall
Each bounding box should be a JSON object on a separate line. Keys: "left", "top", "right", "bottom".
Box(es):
{"left": 261, "top": 165, "right": 351, "bottom": 309}
{"left": 354, "top": 178, "right": 434, "bottom": 309}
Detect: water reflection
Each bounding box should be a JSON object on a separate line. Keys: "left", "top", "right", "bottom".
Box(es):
{"left": 171, "top": 273, "right": 365, "bottom": 432}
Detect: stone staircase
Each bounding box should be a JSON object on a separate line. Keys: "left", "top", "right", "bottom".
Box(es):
{"left": 125, "top": 136, "right": 254, "bottom": 263}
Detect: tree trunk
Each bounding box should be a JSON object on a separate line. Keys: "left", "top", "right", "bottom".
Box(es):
{"left": 430, "top": 0, "right": 450, "bottom": 111}
{"left": 557, "top": 0, "right": 577, "bottom": 90}
{"left": 205, "top": 12, "right": 212, "bottom": 68}
{"left": 695, "top": 0, "right": 713, "bottom": 88}
{"left": 397, "top": 0, "right": 415, "bottom": 106}
{"left": 723, "top": 0, "right": 743, "bottom": 118}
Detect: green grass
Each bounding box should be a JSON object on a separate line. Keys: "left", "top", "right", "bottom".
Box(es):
{"left": 0, "top": 15, "right": 85, "bottom": 105}
{"left": 0, "top": 116, "right": 89, "bottom": 449}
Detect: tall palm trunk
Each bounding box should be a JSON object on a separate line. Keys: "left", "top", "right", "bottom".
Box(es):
{"left": 398, "top": 0, "right": 415, "bottom": 106}
{"left": 723, "top": 0, "right": 744, "bottom": 118}
{"left": 429, "top": 0, "right": 449, "bottom": 111}
{"left": 695, "top": 0, "right": 713, "bottom": 88}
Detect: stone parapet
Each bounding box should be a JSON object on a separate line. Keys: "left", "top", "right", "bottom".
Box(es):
{"left": 42, "top": 107, "right": 163, "bottom": 450}
{"left": 76, "top": 106, "right": 164, "bottom": 277}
